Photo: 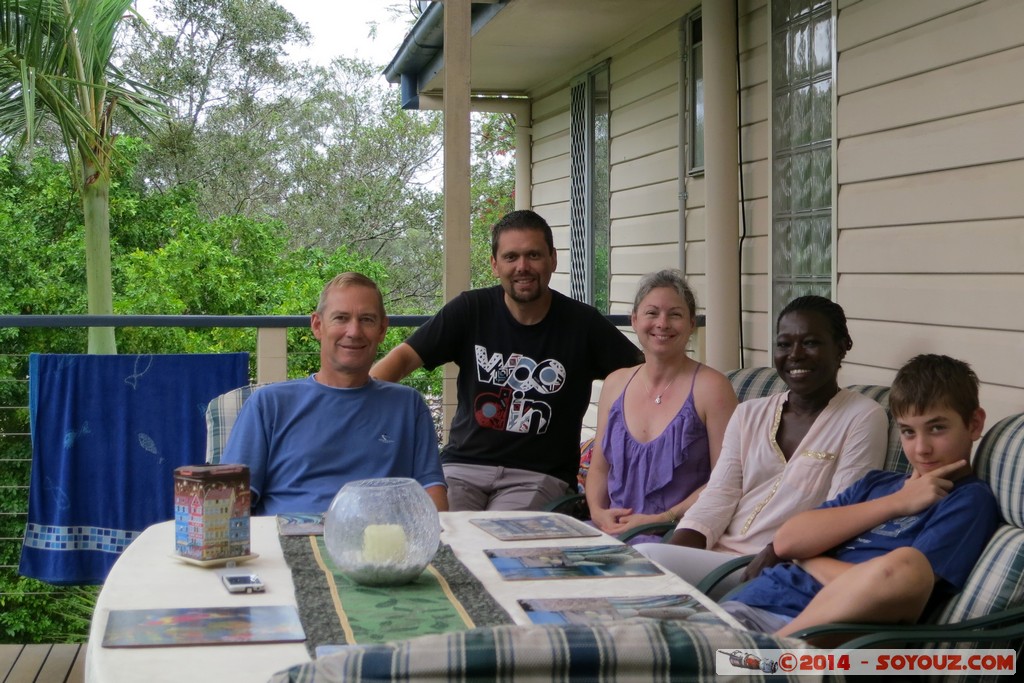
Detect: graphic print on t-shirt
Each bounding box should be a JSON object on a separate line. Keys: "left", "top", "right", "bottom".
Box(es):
{"left": 839, "top": 513, "right": 920, "bottom": 553}
{"left": 869, "top": 514, "right": 919, "bottom": 538}
{"left": 474, "top": 345, "right": 566, "bottom": 434}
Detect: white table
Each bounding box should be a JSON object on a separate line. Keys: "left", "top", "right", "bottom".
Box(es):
{"left": 440, "top": 511, "right": 743, "bottom": 627}
{"left": 87, "top": 512, "right": 739, "bottom": 682}
{"left": 86, "top": 517, "right": 309, "bottom": 683}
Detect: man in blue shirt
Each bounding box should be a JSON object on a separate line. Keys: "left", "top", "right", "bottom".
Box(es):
{"left": 222, "top": 273, "right": 447, "bottom": 515}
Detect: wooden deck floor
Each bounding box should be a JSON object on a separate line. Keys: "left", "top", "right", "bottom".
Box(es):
{"left": 0, "top": 644, "right": 84, "bottom": 683}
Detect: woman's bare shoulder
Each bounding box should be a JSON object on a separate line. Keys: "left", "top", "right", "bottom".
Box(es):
{"left": 694, "top": 364, "right": 738, "bottom": 399}
{"left": 604, "top": 364, "right": 640, "bottom": 387}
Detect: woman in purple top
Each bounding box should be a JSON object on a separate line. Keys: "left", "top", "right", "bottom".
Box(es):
{"left": 586, "top": 270, "right": 738, "bottom": 543}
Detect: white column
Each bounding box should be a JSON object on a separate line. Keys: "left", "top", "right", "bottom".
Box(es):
{"left": 443, "top": 0, "right": 472, "bottom": 432}
{"left": 513, "top": 100, "right": 532, "bottom": 209}
{"left": 256, "top": 327, "right": 288, "bottom": 383}
{"left": 702, "top": 0, "right": 741, "bottom": 371}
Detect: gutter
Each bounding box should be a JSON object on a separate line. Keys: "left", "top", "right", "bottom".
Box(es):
{"left": 383, "top": 2, "right": 445, "bottom": 109}
{"left": 382, "top": 1, "right": 508, "bottom": 110}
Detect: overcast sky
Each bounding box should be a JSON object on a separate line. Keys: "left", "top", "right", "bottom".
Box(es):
{"left": 275, "top": 1, "right": 412, "bottom": 70}
{"left": 134, "top": 1, "right": 413, "bottom": 76}
{"left": 276, "top": 0, "right": 415, "bottom": 71}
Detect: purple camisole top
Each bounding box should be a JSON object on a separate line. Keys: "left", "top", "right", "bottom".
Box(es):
{"left": 599, "top": 364, "right": 711, "bottom": 542}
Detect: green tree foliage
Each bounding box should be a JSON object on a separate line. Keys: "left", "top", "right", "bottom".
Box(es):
{"left": 470, "top": 112, "right": 517, "bottom": 289}
{"left": 0, "top": 0, "right": 522, "bottom": 643}
{"left": 0, "top": 0, "right": 169, "bottom": 353}
{"left": 0, "top": 142, "right": 387, "bottom": 643}
{"left": 122, "top": 2, "right": 445, "bottom": 314}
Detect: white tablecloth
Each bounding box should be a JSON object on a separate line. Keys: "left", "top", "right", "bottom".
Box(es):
{"left": 439, "top": 511, "right": 742, "bottom": 627}
{"left": 86, "top": 517, "right": 309, "bottom": 683}
{"left": 86, "top": 512, "right": 739, "bottom": 682}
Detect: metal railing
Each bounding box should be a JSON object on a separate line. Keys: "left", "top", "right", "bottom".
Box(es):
{"left": 0, "top": 311, "right": 700, "bottom": 640}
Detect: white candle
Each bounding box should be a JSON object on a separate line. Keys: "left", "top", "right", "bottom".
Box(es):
{"left": 362, "top": 524, "right": 407, "bottom": 564}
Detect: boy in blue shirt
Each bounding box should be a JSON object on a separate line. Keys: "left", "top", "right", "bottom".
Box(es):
{"left": 722, "top": 354, "right": 1000, "bottom": 636}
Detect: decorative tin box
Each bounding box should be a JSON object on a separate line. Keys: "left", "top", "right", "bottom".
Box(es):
{"left": 173, "top": 464, "right": 251, "bottom": 561}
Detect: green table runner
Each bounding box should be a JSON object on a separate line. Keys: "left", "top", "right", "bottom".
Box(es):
{"left": 281, "top": 536, "right": 512, "bottom": 653}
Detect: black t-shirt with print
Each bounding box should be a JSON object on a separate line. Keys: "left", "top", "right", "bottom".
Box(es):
{"left": 406, "top": 286, "right": 641, "bottom": 486}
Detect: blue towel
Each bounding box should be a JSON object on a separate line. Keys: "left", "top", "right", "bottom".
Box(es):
{"left": 20, "top": 353, "right": 249, "bottom": 584}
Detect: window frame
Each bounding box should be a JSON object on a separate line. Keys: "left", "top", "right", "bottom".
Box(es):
{"left": 686, "top": 10, "right": 705, "bottom": 176}
{"left": 568, "top": 61, "right": 611, "bottom": 313}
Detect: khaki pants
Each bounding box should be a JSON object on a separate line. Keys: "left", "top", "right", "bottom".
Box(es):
{"left": 442, "top": 463, "right": 571, "bottom": 512}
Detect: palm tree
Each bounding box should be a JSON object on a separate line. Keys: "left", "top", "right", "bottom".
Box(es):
{"left": 0, "top": 0, "right": 167, "bottom": 353}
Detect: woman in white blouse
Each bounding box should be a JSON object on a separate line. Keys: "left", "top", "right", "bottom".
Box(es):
{"left": 636, "top": 295, "right": 888, "bottom": 596}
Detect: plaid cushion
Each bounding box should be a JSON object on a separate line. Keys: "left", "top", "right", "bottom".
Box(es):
{"left": 974, "top": 413, "right": 1024, "bottom": 527}
{"left": 267, "top": 619, "right": 831, "bottom": 682}
{"left": 844, "top": 385, "right": 909, "bottom": 474}
{"left": 204, "top": 383, "right": 270, "bottom": 464}
{"left": 726, "top": 367, "right": 787, "bottom": 403}
{"left": 928, "top": 413, "right": 1024, "bottom": 657}
{"left": 935, "top": 525, "right": 1024, "bottom": 622}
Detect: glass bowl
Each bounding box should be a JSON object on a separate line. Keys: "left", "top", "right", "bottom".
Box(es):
{"left": 323, "top": 477, "right": 441, "bottom": 586}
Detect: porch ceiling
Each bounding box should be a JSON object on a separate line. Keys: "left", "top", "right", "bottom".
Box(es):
{"left": 386, "top": 0, "right": 688, "bottom": 99}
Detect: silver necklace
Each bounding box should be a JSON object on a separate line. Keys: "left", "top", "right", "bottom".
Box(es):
{"left": 641, "top": 366, "right": 678, "bottom": 405}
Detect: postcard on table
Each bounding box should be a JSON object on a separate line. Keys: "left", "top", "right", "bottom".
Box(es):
{"left": 519, "top": 594, "right": 709, "bottom": 624}
{"left": 102, "top": 605, "right": 306, "bottom": 648}
{"left": 485, "top": 544, "right": 663, "bottom": 580}
{"left": 470, "top": 515, "right": 601, "bottom": 541}
{"left": 277, "top": 512, "right": 325, "bottom": 536}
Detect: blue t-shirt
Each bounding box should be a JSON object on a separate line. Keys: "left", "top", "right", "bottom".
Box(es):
{"left": 221, "top": 376, "right": 444, "bottom": 515}
{"left": 732, "top": 470, "right": 1000, "bottom": 618}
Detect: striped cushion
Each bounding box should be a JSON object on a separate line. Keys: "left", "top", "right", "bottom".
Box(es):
{"left": 726, "top": 367, "right": 787, "bottom": 403}
{"left": 935, "top": 525, "right": 1024, "bottom": 624}
{"left": 204, "top": 383, "right": 269, "bottom": 464}
{"left": 268, "top": 619, "right": 824, "bottom": 682}
{"left": 845, "top": 385, "right": 909, "bottom": 474}
{"left": 975, "top": 413, "right": 1024, "bottom": 527}
{"left": 929, "top": 414, "right": 1024, "bottom": 654}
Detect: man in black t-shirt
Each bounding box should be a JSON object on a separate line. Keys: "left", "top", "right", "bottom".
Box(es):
{"left": 372, "top": 210, "right": 641, "bottom": 511}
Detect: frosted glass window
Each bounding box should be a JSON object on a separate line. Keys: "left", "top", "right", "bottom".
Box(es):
{"left": 771, "top": 0, "right": 834, "bottom": 316}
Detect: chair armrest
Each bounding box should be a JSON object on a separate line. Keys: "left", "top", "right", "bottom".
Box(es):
{"left": 792, "top": 604, "right": 1024, "bottom": 648}
{"left": 843, "top": 620, "right": 1024, "bottom": 649}
{"left": 542, "top": 493, "right": 589, "bottom": 519}
{"left": 617, "top": 521, "right": 676, "bottom": 543}
{"left": 694, "top": 554, "right": 755, "bottom": 596}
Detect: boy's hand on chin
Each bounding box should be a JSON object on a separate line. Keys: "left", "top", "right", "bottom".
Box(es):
{"left": 895, "top": 460, "right": 968, "bottom": 515}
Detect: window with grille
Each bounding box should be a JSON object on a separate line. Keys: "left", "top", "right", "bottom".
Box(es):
{"left": 569, "top": 63, "right": 610, "bottom": 312}
{"left": 771, "top": 0, "right": 833, "bottom": 316}
{"left": 688, "top": 12, "right": 704, "bottom": 174}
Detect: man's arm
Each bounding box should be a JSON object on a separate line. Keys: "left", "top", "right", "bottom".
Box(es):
{"left": 406, "top": 392, "right": 447, "bottom": 511}
{"left": 425, "top": 485, "right": 448, "bottom": 512}
{"left": 371, "top": 342, "right": 424, "bottom": 382}
{"left": 220, "top": 398, "right": 269, "bottom": 512}
{"left": 774, "top": 460, "right": 968, "bottom": 560}
{"left": 588, "top": 309, "right": 643, "bottom": 376}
